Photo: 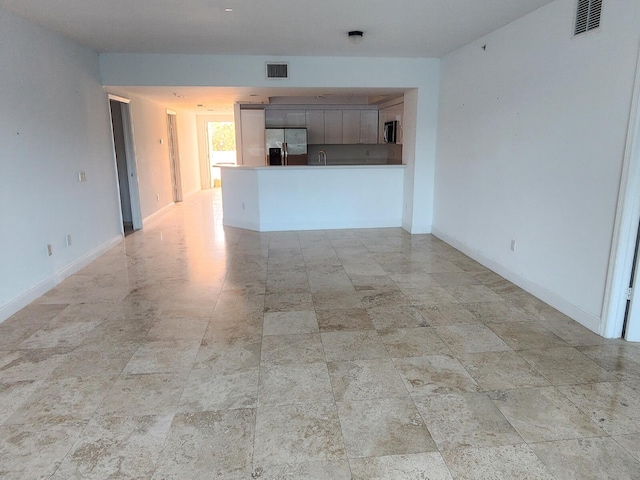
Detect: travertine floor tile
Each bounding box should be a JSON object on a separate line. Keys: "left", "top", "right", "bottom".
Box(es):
{"left": 416, "top": 303, "right": 479, "bottom": 326}
{"left": 253, "top": 460, "right": 352, "bottom": 480}
{"left": 413, "top": 393, "right": 523, "bottom": 450}
{"left": 435, "top": 324, "right": 511, "bottom": 354}
{"left": 462, "top": 301, "right": 530, "bottom": 323}
{"left": 441, "top": 444, "right": 555, "bottom": 480}
{"left": 0, "top": 421, "right": 86, "bottom": 480}
{"left": 519, "top": 347, "right": 619, "bottom": 385}
{"left": 558, "top": 382, "right": 640, "bottom": 435}
{"left": 394, "top": 355, "right": 480, "bottom": 395}
{"left": 261, "top": 333, "right": 325, "bottom": 365}
{"left": 457, "top": 351, "right": 549, "bottom": 390}
{"left": 337, "top": 397, "right": 436, "bottom": 458}
{"left": 153, "top": 409, "right": 255, "bottom": 479}
{"left": 379, "top": 327, "right": 450, "bottom": 357}
{"left": 178, "top": 368, "right": 258, "bottom": 412}
{"left": 6, "top": 375, "right": 116, "bottom": 425}
{"left": 263, "top": 311, "right": 319, "bottom": 335}
{"left": 315, "top": 308, "right": 375, "bottom": 332}
{"left": 98, "top": 373, "right": 185, "bottom": 417}
{"left": 487, "top": 386, "right": 605, "bottom": 442}
{"left": 366, "top": 305, "right": 428, "bottom": 330}
{"left": 259, "top": 363, "right": 333, "bottom": 406}
{"left": 52, "top": 415, "right": 172, "bottom": 479}
{"left": 253, "top": 402, "right": 346, "bottom": 467}
{"left": 328, "top": 359, "right": 408, "bottom": 402}
{"left": 350, "top": 452, "right": 453, "bottom": 480}
{"left": 123, "top": 340, "right": 200, "bottom": 374}
{"left": 194, "top": 334, "right": 261, "bottom": 373}
{"left": 612, "top": 434, "right": 640, "bottom": 462}
{"left": 531, "top": 437, "right": 640, "bottom": 480}
{"left": 0, "top": 380, "right": 42, "bottom": 424}
{"left": 321, "top": 330, "right": 389, "bottom": 361}
{"left": 487, "top": 322, "right": 568, "bottom": 351}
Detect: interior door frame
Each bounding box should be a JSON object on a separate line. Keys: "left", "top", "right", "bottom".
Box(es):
{"left": 601, "top": 42, "right": 640, "bottom": 339}
{"left": 166, "top": 111, "right": 183, "bottom": 202}
{"left": 107, "top": 94, "right": 143, "bottom": 232}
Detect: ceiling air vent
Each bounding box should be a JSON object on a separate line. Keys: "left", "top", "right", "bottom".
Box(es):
{"left": 574, "top": 0, "right": 602, "bottom": 36}
{"left": 266, "top": 63, "right": 288, "bottom": 79}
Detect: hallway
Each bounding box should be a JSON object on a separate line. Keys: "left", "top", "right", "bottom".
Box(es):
{"left": 1, "top": 189, "right": 639, "bottom": 479}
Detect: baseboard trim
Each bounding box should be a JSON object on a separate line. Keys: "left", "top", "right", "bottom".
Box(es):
{"left": 0, "top": 234, "right": 123, "bottom": 323}
{"left": 432, "top": 227, "right": 602, "bottom": 334}
{"left": 143, "top": 202, "right": 175, "bottom": 226}
{"left": 222, "top": 218, "right": 261, "bottom": 232}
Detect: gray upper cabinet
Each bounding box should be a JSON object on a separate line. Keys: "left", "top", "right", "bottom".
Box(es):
{"left": 360, "top": 110, "right": 379, "bottom": 144}
{"left": 305, "top": 110, "right": 325, "bottom": 144}
{"left": 324, "top": 110, "right": 343, "bottom": 144}
{"left": 285, "top": 110, "right": 306, "bottom": 127}
{"left": 342, "top": 110, "right": 361, "bottom": 144}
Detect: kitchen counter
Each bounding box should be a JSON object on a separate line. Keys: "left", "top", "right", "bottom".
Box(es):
{"left": 219, "top": 164, "right": 406, "bottom": 232}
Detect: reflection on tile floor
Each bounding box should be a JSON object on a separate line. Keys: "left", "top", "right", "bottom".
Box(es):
{"left": 1, "top": 189, "right": 639, "bottom": 479}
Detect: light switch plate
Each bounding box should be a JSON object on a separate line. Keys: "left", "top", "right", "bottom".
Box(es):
{"left": 78, "top": 171, "right": 87, "bottom": 182}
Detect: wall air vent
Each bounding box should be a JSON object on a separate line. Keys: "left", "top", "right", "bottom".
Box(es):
{"left": 266, "top": 63, "right": 288, "bottom": 79}
{"left": 574, "top": 0, "right": 602, "bottom": 36}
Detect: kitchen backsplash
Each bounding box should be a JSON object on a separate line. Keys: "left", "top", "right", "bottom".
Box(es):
{"left": 307, "top": 144, "right": 402, "bottom": 165}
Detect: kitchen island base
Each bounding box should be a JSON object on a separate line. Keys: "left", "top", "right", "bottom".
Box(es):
{"left": 220, "top": 165, "right": 406, "bottom": 232}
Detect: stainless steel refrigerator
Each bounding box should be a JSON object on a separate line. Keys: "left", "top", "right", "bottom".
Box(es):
{"left": 266, "top": 128, "right": 308, "bottom": 166}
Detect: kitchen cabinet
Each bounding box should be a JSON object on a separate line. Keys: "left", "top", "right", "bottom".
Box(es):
{"left": 324, "top": 110, "right": 343, "bottom": 144}
{"left": 266, "top": 109, "right": 305, "bottom": 127}
{"left": 284, "top": 110, "right": 306, "bottom": 127}
{"left": 342, "top": 110, "right": 360, "bottom": 144}
{"left": 240, "top": 109, "right": 266, "bottom": 166}
{"left": 265, "top": 109, "right": 285, "bottom": 127}
{"left": 360, "top": 110, "right": 379, "bottom": 144}
{"left": 305, "top": 110, "right": 325, "bottom": 144}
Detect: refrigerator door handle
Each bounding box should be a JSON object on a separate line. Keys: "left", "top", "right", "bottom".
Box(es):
{"left": 283, "top": 143, "right": 288, "bottom": 165}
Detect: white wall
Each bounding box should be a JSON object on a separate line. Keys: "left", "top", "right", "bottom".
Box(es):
{"left": 175, "top": 110, "right": 201, "bottom": 197}
{"left": 0, "top": 8, "right": 122, "bottom": 320}
{"left": 434, "top": 0, "right": 640, "bottom": 332}
{"left": 99, "top": 54, "right": 440, "bottom": 234}
{"left": 220, "top": 166, "right": 405, "bottom": 231}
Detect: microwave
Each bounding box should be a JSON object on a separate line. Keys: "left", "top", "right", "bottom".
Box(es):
{"left": 383, "top": 120, "right": 399, "bottom": 144}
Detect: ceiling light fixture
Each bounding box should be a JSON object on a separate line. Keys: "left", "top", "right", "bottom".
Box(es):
{"left": 225, "top": 8, "right": 233, "bottom": 12}
{"left": 348, "top": 30, "right": 364, "bottom": 45}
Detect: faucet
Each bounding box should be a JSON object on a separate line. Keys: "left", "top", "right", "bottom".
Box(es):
{"left": 318, "top": 150, "right": 327, "bottom": 166}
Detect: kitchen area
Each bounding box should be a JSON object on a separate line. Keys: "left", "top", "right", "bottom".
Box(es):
{"left": 220, "top": 95, "right": 408, "bottom": 232}
{"left": 235, "top": 97, "right": 404, "bottom": 167}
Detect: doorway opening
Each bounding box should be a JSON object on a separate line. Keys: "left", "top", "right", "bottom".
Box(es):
{"left": 601, "top": 46, "right": 640, "bottom": 341}
{"left": 109, "top": 96, "right": 143, "bottom": 235}
{"left": 166, "top": 112, "right": 183, "bottom": 202}
{"left": 206, "top": 121, "right": 236, "bottom": 188}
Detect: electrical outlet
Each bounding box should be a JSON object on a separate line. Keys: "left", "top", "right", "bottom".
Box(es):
{"left": 66, "top": 234, "right": 72, "bottom": 247}
{"left": 46, "top": 244, "right": 53, "bottom": 256}
{"left": 78, "top": 171, "right": 86, "bottom": 182}
{"left": 156, "top": 193, "right": 160, "bottom": 201}
{"left": 242, "top": 202, "right": 245, "bottom": 210}
{"left": 510, "top": 240, "right": 517, "bottom": 252}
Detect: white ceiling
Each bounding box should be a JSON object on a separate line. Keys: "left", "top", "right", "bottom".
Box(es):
{"left": 3, "top": 0, "right": 554, "bottom": 111}
{"left": 2, "top": 0, "right": 554, "bottom": 58}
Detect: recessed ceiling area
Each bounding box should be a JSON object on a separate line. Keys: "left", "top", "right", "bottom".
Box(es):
{"left": 0, "top": 0, "right": 554, "bottom": 57}
{"left": 109, "top": 86, "right": 408, "bottom": 114}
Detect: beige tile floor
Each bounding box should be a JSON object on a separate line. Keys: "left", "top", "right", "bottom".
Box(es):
{"left": 1, "top": 189, "right": 640, "bottom": 479}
